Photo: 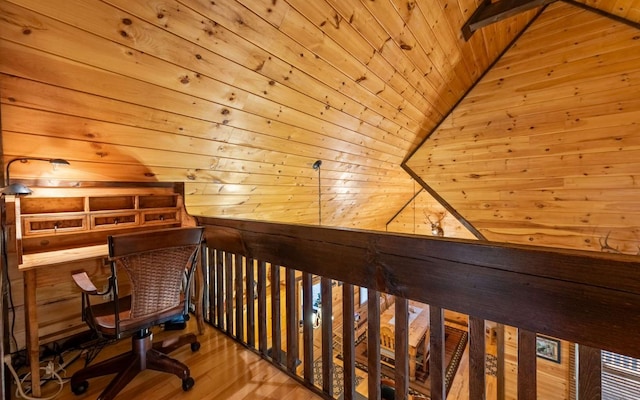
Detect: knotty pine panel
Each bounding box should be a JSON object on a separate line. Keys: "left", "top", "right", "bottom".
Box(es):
{"left": 575, "top": 0, "right": 640, "bottom": 23}
{"left": 386, "top": 189, "right": 478, "bottom": 239}
{"left": 2, "top": 0, "right": 634, "bottom": 238}
{"left": 0, "top": 17, "right": 404, "bottom": 162}
{"left": 0, "top": 82, "right": 401, "bottom": 174}
{"left": 0, "top": 0, "right": 533, "bottom": 231}
{"left": 406, "top": 1, "right": 640, "bottom": 252}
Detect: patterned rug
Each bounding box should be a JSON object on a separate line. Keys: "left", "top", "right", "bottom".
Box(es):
{"left": 313, "top": 359, "right": 365, "bottom": 397}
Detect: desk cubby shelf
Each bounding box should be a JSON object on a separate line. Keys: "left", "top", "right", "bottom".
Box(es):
{"left": 20, "top": 193, "right": 180, "bottom": 237}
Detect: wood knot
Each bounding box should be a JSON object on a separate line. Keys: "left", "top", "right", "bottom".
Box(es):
{"left": 122, "top": 18, "right": 132, "bottom": 25}
{"left": 22, "top": 28, "right": 32, "bottom": 35}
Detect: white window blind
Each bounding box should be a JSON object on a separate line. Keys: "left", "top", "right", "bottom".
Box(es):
{"left": 602, "top": 351, "right": 640, "bottom": 400}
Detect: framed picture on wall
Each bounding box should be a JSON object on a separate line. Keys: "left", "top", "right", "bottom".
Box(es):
{"left": 536, "top": 335, "right": 561, "bottom": 363}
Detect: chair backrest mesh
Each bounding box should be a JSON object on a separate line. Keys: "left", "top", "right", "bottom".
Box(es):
{"left": 116, "top": 244, "right": 198, "bottom": 319}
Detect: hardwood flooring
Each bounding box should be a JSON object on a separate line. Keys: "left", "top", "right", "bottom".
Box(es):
{"left": 16, "top": 317, "right": 496, "bottom": 400}
{"left": 23, "top": 322, "right": 325, "bottom": 400}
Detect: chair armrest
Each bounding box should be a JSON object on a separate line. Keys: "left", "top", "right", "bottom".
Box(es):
{"left": 72, "top": 272, "right": 99, "bottom": 295}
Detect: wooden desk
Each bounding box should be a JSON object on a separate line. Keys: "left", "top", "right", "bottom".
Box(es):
{"left": 20, "top": 247, "right": 109, "bottom": 397}
{"left": 380, "top": 301, "right": 430, "bottom": 381}
{"left": 9, "top": 185, "right": 195, "bottom": 397}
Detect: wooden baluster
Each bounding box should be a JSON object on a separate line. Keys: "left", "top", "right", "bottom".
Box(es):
{"left": 235, "top": 254, "right": 243, "bottom": 341}
{"left": 579, "top": 345, "right": 602, "bottom": 400}
{"left": 285, "top": 268, "right": 298, "bottom": 373}
{"left": 497, "top": 324, "right": 506, "bottom": 400}
{"left": 302, "top": 272, "right": 314, "bottom": 383}
{"left": 246, "top": 257, "right": 255, "bottom": 348}
{"left": 225, "top": 252, "right": 233, "bottom": 334}
{"left": 271, "top": 264, "right": 281, "bottom": 364}
{"left": 205, "top": 247, "right": 215, "bottom": 325}
{"left": 518, "top": 329, "right": 537, "bottom": 400}
{"left": 342, "top": 283, "right": 356, "bottom": 400}
{"left": 195, "top": 244, "right": 207, "bottom": 333}
{"left": 321, "top": 277, "right": 333, "bottom": 395}
{"left": 368, "top": 289, "right": 381, "bottom": 400}
{"left": 215, "top": 249, "right": 224, "bottom": 329}
{"left": 469, "top": 316, "right": 486, "bottom": 400}
{"left": 429, "top": 305, "right": 446, "bottom": 400}
{"left": 395, "top": 298, "right": 409, "bottom": 400}
{"left": 258, "top": 260, "right": 268, "bottom": 354}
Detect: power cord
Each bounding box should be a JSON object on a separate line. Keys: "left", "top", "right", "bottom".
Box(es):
{"left": 3, "top": 349, "right": 83, "bottom": 400}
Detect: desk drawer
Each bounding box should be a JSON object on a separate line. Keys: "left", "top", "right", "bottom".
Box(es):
{"left": 90, "top": 212, "right": 139, "bottom": 229}
{"left": 22, "top": 215, "right": 88, "bottom": 236}
{"left": 141, "top": 208, "right": 180, "bottom": 225}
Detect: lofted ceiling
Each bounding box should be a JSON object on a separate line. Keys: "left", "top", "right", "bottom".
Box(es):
{"left": 405, "top": 1, "right": 640, "bottom": 252}
{"left": 1, "top": 0, "right": 639, "bottom": 248}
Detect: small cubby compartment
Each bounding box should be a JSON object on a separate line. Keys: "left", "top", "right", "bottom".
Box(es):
{"left": 139, "top": 195, "right": 178, "bottom": 209}
{"left": 20, "top": 197, "right": 85, "bottom": 214}
{"left": 89, "top": 196, "right": 135, "bottom": 211}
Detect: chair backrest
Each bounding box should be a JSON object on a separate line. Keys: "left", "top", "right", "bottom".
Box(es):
{"left": 381, "top": 325, "right": 395, "bottom": 351}
{"left": 108, "top": 227, "right": 204, "bottom": 321}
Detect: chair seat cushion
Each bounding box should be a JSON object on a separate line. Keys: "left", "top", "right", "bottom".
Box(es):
{"left": 88, "top": 295, "right": 186, "bottom": 337}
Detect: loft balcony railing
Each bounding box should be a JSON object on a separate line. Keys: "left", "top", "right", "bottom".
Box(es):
{"left": 196, "top": 216, "right": 640, "bottom": 400}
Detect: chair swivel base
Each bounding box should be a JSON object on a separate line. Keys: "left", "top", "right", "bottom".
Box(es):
{"left": 71, "top": 330, "right": 199, "bottom": 400}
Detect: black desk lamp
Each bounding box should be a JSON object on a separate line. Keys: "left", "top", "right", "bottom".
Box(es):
{"left": 1, "top": 158, "right": 70, "bottom": 195}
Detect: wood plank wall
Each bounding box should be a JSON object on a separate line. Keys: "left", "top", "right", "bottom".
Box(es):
{"left": 0, "top": 0, "right": 536, "bottom": 231}
{"left": 406, "top": 1, "right": 640, "bottom": 253}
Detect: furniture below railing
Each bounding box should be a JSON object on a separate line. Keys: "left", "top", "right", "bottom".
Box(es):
{"left": 197, "top": 216, "right": 640, "bottom": 400}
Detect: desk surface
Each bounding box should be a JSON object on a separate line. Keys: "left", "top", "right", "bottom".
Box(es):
{"left": 380, "top": 300, "right": 430, "bottom": 349}
{"left": 19, "top": 244, "right": 109, "bottom": 270}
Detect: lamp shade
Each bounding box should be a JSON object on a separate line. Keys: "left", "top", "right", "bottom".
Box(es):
{"left": 3, "top": 157, "right": 71, "bottom": 196}
{"left": 1, "top": 182, "right": 33, "bottom": 195}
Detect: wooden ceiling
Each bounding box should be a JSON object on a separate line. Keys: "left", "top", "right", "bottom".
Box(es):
{"left": 405, "top": 1, "right": 640, "bottom": 252}
{"left": 1, "top": 0, "right": 639, "bottom": 250}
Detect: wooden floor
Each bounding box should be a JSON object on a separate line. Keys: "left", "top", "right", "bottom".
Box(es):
{"left": 25, "top": 321, "right": 325, "bottom": 400}
{"left": 19, "top": 318, "right": 493, "bottom": 400}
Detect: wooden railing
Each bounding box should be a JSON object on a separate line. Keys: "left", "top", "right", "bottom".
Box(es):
{"left": 197, "top": 216, "right": 640, "bottom": 400}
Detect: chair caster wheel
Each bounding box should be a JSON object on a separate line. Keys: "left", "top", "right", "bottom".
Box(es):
{"left": 182, "top": 376, "right": 195, "bottom": 391}
{"left": 71, "top": 380, "right": 89, "bottom": 395}
{"left": 191, "top": 342, "right": 201, "bottom": 352}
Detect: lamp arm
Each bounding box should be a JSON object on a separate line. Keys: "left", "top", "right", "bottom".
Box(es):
{"left": 5, "top": 157, "right": 68, "bottom": 185}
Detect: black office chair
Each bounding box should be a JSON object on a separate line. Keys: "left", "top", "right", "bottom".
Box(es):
{"left": 70, "top": 227, "right": 204, "bottom": 400}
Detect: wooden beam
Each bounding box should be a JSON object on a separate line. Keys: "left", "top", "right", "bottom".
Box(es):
{"left": 462, "top": 0, "right": 556, "bottom": 40}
